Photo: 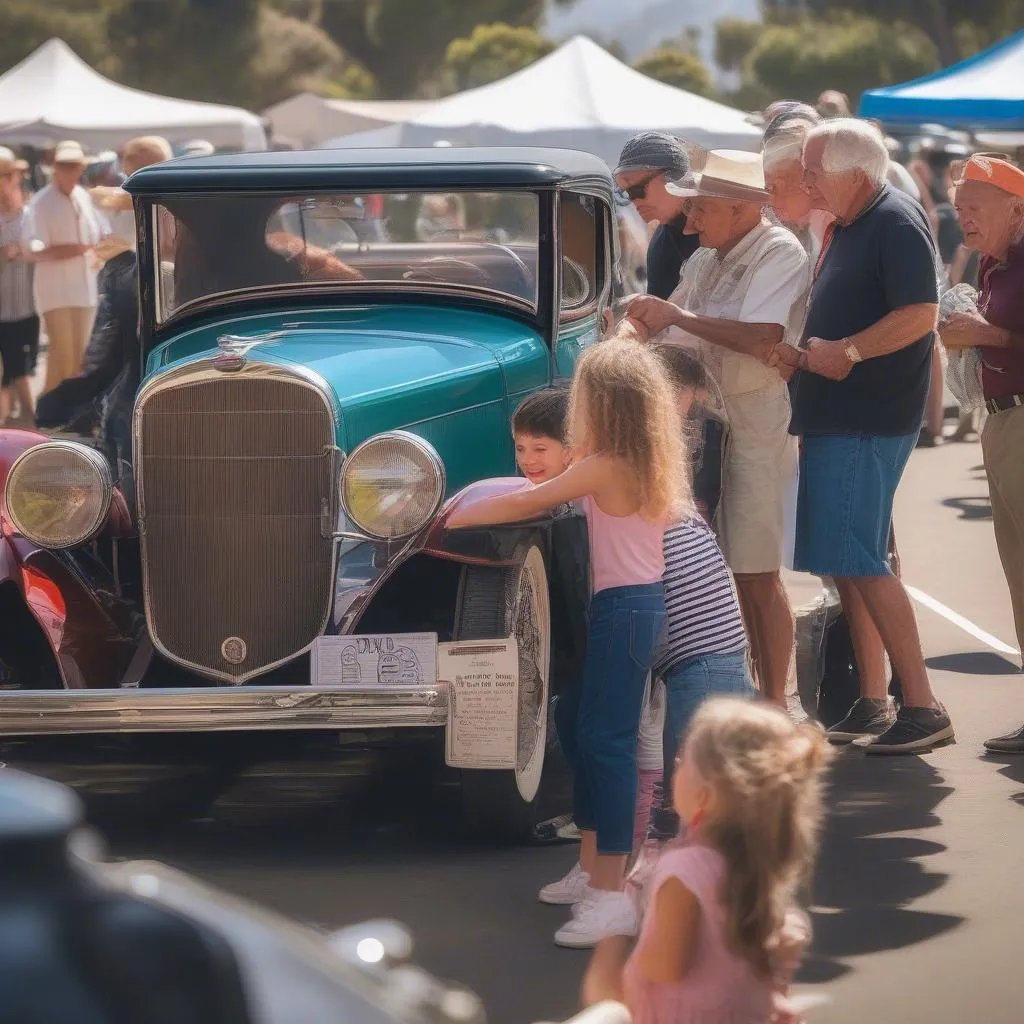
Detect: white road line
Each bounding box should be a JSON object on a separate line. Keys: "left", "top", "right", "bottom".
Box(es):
{"left": 907, "top": 584, "right": 1020, "bottom": 657}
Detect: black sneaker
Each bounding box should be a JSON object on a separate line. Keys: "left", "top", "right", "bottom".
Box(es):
{"left": 826, "top": 697, "right": 896, "bottom": 744}
{"left": 983, "top": 724, "right": 1024, "bottom": 754}
{"left": 865, "top": 705, "right": 955, "bottom": 755}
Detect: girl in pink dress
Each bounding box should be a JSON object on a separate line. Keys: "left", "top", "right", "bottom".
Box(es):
{"left": 582, "top": 697, "right": 831, "bottom": 1023}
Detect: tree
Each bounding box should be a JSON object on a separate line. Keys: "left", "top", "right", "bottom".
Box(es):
{"left": 634, "top": 47, "right": 713, "bottom": 98}
{"left": 248, "top": 5, "right": 344, "bottom": 108}
{"left": 762, "top": 0, "right": 1020, "bottom": 64}
{"left": 747, "top": 14, "right": 939, "bottom": 106}
{"left": 317, "top": 0, "right": 565, "bottom": 98}
{"left": 714, "top": 17, "right": 761, "bottom": 73}
{"left": 444, "top": 23, "right": 553, "bottom": 91}
{"left": 112, "top": 0, "right": 264, "bottom": 106}
{"left": 0, "top": 0, "right": 117, "bottom": 77}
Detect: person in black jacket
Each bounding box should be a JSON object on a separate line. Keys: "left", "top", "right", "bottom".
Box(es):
{"left": 614, "top": 132, "right": 699, "bottom": 300}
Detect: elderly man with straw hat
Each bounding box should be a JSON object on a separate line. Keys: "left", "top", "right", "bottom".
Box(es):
{"left": 22, "top": 140, "right": 107, "bottom": 394}
{"left": 627, "top": 150, "right": 809, "bottom": 709}
{"left": 942, "top": 153, "right": 1024, "bottom": 753}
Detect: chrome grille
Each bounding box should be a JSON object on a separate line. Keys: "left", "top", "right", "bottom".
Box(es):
{"left": 136, "top": 368, "right": 335, "bottom": 683}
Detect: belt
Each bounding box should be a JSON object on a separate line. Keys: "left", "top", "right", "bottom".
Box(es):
{"left": 986, "top": 393, "right": 1024, "bottom": 415}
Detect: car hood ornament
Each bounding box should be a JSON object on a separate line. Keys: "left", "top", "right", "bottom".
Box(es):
{"left": 213, "top": 332, "right": 285, "bottom": 372}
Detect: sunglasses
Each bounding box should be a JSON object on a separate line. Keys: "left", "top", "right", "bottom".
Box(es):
{"left": 617, "top": 172, "right": 662, "bottom": 202}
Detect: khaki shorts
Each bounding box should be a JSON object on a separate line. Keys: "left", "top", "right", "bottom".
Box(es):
{"left": 718, "top": 383, "right": 797, "bottom": 575}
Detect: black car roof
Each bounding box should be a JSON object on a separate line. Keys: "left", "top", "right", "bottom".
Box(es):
{"left": 125, "top": 147, "right": 614, "bottom": 196}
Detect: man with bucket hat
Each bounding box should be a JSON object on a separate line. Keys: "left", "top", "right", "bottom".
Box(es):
{"left": 942, "top": 153, "right": 1024, "bottom": 753}
{"left": 627, "top": 149, "right": 809, "bottom": 707}
{"left": 614, "top": 131, "right": 699, "bottom": 299}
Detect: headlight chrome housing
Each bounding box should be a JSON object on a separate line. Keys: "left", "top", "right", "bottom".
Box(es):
{"left": 4, "top": 442, "right": 113, "bottom": 549}
{"left": 340, "top": 431, "right": 445, "bottom": 541}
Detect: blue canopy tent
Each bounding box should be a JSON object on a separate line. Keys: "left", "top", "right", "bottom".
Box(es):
{"left": 860, "top": 29, "right": 1024, "bottom": 129}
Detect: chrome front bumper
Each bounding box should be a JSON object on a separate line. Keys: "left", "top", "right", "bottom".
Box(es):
{"left": 0, "top": 686, "right": 448, "bottom": 736}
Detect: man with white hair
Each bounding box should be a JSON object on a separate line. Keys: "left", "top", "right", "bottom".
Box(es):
{"left": 627, "top": 150, "right": 808, "bottom": 707}
{"left": 941, "top": 154, "right": 1024, "bottom": 753}
{"left": 785, "top": 118, "right": 953, "bottom": 753}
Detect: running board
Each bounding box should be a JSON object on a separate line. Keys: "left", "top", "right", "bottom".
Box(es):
{"left": 0, "top": 686, "right": 448, "bottom": 736}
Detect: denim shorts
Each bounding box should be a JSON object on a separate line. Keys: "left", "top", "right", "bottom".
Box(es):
{"left": 794, "top": 433, "right": 916, "bottom": 577}
{"left": 662, "top": 651, "right": 754, "bottom": 775}
{"left": 553, "top": 582, "right": 665, "bottom": 856}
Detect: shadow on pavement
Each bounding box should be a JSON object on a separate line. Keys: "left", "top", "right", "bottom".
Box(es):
{"left": 798, "top": 752, "right": 962, "bottom": 984}
{"left": 983, "top": 754, "right": 1024, "bottom": 808}
{"left": 941, "top": 496, "right": 992, "bottom": 520}
{"left": 926, "top": 652, "right": 1020, "bottom": 675}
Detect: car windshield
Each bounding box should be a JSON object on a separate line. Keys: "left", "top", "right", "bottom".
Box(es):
{"left": 152, "top": 191, "right": 541, "bottom": 323}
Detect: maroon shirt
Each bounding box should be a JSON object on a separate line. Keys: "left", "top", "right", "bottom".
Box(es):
{"left": 979, "top": 240, "right": 1024, "bottom": 399}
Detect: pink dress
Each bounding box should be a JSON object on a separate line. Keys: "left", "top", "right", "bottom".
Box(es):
{"left": 623, "top": 844, "right": 777, "bottom": 1024}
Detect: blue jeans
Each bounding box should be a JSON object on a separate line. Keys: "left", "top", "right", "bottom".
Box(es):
{"left": 554, "top": 582, "right": 665, "bottom": 855}
{"left": 662, "top": 651, "right": 754, "bottom": 776}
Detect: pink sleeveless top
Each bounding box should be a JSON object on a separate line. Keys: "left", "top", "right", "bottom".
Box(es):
{"left": 579, "top": 495, "right": 665, "bottom": 595}
{"left": 623, "top": 845, "right": 776, "bottom": 1024}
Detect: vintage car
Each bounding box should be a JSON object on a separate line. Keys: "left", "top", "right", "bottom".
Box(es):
{"left": 0, "top": 767, "right": 632, "bottom": 1024}
{"left": 0, "top": 148, "right": 618, "bottom": 837}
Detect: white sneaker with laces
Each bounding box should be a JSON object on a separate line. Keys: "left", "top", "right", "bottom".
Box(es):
{"left": 554, "top": 890, "right": 637, "bottom": 949}
{"left": 538, "top": 861, "right": 590, "bottom": 905}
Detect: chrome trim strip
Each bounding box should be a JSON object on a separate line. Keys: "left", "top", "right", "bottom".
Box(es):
{"left": 0, "top": 686, "right": 447, "bottom": 735}
{"left": 132, "top": 358, "right": 341, "bottom": 685}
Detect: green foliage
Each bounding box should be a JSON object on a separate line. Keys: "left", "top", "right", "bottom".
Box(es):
{"left": 714, "top": 17, "right": 761, "bottom": 72}
{"left": 633, "top": 46, "right": 713, "bottom": 98}
{"left": 746, "top": 13, "right": 939, "bottom": 104}
{"left": 0, "top": 0, "right": 118, "bottom": 77}
{"left": 318, "top": 0, "right": 551, "bottom": 98}
{"left": 444, "top": 23, "right": 553, "bottom": 91}
{"left": 762, "top": 0, "right": 1018, "bottom": 63}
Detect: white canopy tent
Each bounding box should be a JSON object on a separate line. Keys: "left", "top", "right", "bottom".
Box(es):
{"left": 321, "top": 36, "right": 761, "bottom": 164}
{"left": 263, "top": 93, "right": 434, "bottom": 148}
{"left": 0, "top": 39, "right": 266, "bottom": 151}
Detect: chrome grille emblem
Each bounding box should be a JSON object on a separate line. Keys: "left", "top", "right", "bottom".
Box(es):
{"left": 221, "top": 637, "right": 247, "bottom": 665}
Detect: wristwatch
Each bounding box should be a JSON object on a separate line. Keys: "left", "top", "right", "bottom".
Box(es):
{"left": 844, "top": 340, "right": 863, "bottom": 364}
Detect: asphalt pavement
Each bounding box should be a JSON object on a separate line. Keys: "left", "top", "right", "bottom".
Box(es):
{"left": 13, "top": 434, "right": 1024, "bottom": 1024}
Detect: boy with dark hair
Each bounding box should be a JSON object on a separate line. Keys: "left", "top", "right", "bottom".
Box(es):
{"left": 511, "top": 388, "right": 571, "bottom": 485}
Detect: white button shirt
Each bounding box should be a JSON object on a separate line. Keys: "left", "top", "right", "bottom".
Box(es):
{"left": 23, "top": 184, "right": 107, "bottom": 315}
{"left": 666, "top": 221, "right": 810, "bottom": 397}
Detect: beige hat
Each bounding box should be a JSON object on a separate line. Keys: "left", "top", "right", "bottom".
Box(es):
{"left": 666, "top": 150, "right": 769, "bottom": 204}
{"left": 54, "top": 140, "right": 87, "bottom": 165}
{"left": 0, "top": 146, "right": 28, "bottom": 174}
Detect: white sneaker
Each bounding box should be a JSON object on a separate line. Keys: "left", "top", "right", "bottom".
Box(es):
{"left": 538, "top": 862, "right": 590, "bottom": 905}
{"left": 554, "top": 890, "right": 637, "bottom": 949}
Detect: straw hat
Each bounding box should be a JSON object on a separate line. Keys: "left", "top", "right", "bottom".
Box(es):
{"left": 53, "top": 140, "right": 87, "bottom": 165}
{"left": 0, "top": 146, "right": 28, "bottom": 174}
{"left": 665, "top": 150, "right": 769, "bottom": 205}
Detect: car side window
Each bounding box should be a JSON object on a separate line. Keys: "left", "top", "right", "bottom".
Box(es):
{"left": 558, "top": 193, "right": 600, "bottom": 321}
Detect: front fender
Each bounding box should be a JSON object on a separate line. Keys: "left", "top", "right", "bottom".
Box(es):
{"left": 422, "top": 477, "right": 551, "bottom": 565}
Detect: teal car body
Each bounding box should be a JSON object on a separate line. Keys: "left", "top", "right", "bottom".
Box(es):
{"left": 0, "top": 148, "right": 615, "bottom": 836}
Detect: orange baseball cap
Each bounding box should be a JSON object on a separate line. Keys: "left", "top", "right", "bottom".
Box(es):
{"left": 952, "top": 154, "right": 1024, "bottom": 200}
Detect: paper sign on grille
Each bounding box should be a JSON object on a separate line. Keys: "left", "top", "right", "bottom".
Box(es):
{"left": 311, "top": 633, "right": 438, "bottom": 687}
{"left": 441, "top": 639, "right": 519, "bottom": 770}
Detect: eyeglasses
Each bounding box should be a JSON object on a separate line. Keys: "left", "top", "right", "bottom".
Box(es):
{"left": 617, "top": 172, "right": 662, "bottom": 202}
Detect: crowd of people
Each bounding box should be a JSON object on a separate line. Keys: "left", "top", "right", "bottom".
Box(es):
{"left": 0, "top": 135, "right": 207, "bottom": 432}
{"left": 450, "top": 96, "right": 1024, "bottom": 1022}
{"left": 2, "top": 90, "right": 1023, "bottom": 1023}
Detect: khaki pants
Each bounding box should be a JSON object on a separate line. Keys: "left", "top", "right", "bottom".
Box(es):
{"left": 982, "top": 404, "right": 1024, "bottom": 653}
{"left": 42, "top": 306, "right": 94, "bottom": 394}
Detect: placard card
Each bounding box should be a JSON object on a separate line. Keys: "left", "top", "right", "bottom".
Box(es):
{"left": 441, "top": 639, "right": 519, "bottom": 770}
{"left": 311, "top": 633, "right": 438, "bottom": 687}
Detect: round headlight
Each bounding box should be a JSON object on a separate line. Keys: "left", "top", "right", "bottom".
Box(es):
{"left": 5, "top": 442, "right": 113, "bottom": 549}
{"left": 340, "top": 431, "right": 445, "bottom": 540}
